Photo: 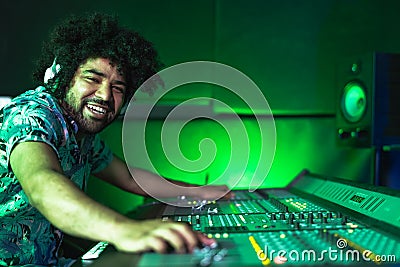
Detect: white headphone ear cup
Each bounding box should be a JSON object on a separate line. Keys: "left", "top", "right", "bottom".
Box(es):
{"left": 43, "top": 58, "right": 61, "bottom": 85}
{"left": 44, "top": 66, "right": 55, "bottom": 84}
{"left": 54, "top": 63, "right": 61, "bottom": 74}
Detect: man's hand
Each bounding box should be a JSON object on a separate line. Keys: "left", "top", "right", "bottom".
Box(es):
{"left": 111, "top": 219, "right": 215, "bottom": 254}
{"left": 166, "top": 179, "right": 234, "bottom": 201}
{"left": 188, "top": 185, "right": 234, "bottom": 201}
{"left": 94, "top": 158, "right": 235, "bottom": 201}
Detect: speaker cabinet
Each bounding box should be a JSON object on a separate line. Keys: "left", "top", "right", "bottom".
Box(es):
{"left": 336, "top": 52, "right": 400, "bottom": 147}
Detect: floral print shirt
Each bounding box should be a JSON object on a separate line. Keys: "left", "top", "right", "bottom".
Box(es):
{"left": 0, "top": 87, "right": 113, "bottom": 266}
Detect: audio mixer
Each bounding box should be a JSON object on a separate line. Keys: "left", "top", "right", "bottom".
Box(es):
{"left": 81, "top": 170, "right": 400, "bottom": 266}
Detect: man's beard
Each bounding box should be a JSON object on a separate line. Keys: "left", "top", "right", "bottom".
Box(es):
{"left": 61, "top": 96, "right": 116, "bottom": 135}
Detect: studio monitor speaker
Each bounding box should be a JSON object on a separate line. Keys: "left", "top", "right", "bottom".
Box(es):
{"left": 336, "top": 52, "right": 400, "bottom": 148}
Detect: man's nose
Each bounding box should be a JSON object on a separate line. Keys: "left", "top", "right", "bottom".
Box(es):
{"left": 95, "top": 83, "right": 112, "bottom": 101}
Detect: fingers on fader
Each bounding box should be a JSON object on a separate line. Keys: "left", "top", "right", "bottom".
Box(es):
{"left": 149, "top": 222, "right": 198, "bottom": 253}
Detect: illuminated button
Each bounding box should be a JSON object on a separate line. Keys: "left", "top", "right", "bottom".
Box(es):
{"left": 222, "top": 233, "right": 229, "bottom": 238}
{"left": 214, "top": 233, "right": 221, "bottom": 239}
{"left": 279, "top": 233, "right": 286, "bottom": 239}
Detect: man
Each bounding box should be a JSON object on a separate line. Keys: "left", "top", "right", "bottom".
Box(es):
{"left": 0, "top": 13, "right": 230, "bottom": 266}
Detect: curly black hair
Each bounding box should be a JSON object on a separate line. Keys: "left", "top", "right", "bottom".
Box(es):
{"left": 32, "top": 12, "right": 163, "bottom": 105}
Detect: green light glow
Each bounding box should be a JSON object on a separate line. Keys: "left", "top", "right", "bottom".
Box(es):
{"left": 90, "top": 117, "right": 371, "bottom": 213}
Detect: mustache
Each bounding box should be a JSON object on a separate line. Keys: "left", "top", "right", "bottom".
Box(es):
{"left": 83, "top": 98, "right": 114, "bottom": 113}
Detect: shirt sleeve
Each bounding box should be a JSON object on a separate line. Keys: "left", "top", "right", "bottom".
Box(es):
{"left": 1, "top": 100, "right": 63, "bottom": 168}
{"left": 89, "top": 134, "right": 114, "bottom": 174}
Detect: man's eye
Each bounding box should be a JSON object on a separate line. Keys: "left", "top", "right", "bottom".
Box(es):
{"left": 86, "top": 77, "right": 99, "bottom": 83}
{"left": 113, "top": 86, "right": 125, "bottom": 94}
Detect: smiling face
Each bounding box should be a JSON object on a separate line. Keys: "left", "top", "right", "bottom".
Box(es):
{"left": 62, "top": 58, "right": 127, "bottom": 136}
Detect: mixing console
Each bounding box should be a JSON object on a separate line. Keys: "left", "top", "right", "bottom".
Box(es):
{"left": 82, "top": 170, "right": 400, "bottom": 266}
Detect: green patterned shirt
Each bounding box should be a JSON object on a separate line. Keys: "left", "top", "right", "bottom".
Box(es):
{"left": 0, "top": 87, "right": 113, "bottom": 266}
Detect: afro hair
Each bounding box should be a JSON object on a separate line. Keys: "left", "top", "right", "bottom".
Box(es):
{"left": 32, "top": 12, "right": 163, "bottom": 104}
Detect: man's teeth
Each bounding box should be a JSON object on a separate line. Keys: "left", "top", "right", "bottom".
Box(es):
{"left": 87, "top": 104, "right": 106, "bottom": 114}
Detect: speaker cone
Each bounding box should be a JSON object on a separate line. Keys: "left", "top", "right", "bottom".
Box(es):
{"left": 341, "top": 81, "right": 367, "bottom": 123}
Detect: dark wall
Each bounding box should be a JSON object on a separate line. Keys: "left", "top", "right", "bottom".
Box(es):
{"left": 3, "top": 0, "right": 400, "bottom": 112}
{"left": 1, "top": 0, "right": 217, "bottom": 96}
{"left": 215, "top": 0, "right": 400, "bottom": 114}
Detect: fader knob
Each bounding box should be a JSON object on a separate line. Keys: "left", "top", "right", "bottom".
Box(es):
{"left": 288, "top": 213, "right": 295, "bottom": 224}
{"left": 308, "top": 212, "right": 314, "bottom": 224}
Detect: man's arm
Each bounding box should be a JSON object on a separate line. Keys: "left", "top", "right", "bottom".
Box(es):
{"left": 93, "top": 155, "right": 232, "bottom": 200}
{"left": 10, "top": 141, "right": 202, "bottom": 253}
